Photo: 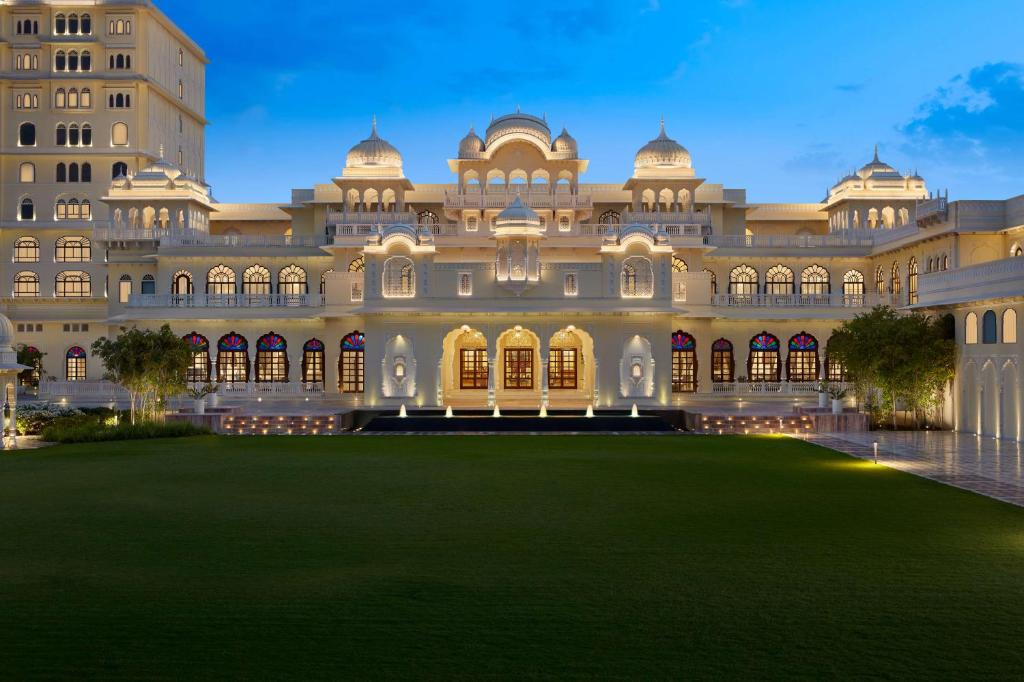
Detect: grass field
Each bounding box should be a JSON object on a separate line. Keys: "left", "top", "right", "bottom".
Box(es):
{"left": 2, "top": 435, "right": 1023, "bottom": 679}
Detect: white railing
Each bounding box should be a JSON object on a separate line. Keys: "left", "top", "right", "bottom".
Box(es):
{"left": 39, "top": 380, "right": 129, "bottom": 400}
{"left": 915, "top": 196, "right": 948, "bottom": 224}
{"left": 326, "top": 211, "right": 417, "bottom": 225}
{"left": 162, "top": 233, "right": 328, "bottom": 248}
{"left": 217, "top": 382, "right": 326, "bottom": 398}
{"left": 128, "top": 294, "right": 325, "bottom": 308}
{"left": 869, "top": 224, "right": 920, "bottom": 247}
{"left": 334, "top": 224, "right": 378, "bottom": 237}
{"left": 623, "top": 211, "right": 712, "bottom": 227}
{"left": 922, "top": 255, "right": 1024, "bottom": 288}
{"left": 93, "top": 227, "right": 163, "bottom": 242}
{"left": 709, "top": 382, "right": 847, "bottom": 396}
{"left": 706, "top": 232, "right": 875, "bottom": 249}
{"left": 918, "top": 256, "right": 1024, "bottom": 305}
{"left": 713, "top": 293, "right": 873, "bottom": 308}
{"left": 444, "top": 193, "right": 593, "bottom": 210}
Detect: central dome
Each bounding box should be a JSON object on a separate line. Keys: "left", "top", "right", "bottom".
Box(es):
{"left": 857, "top": 145, "right": 900, "bottom": 179}
{"left": 346, "top": 118, "right": 403, "bottom": 169}
{"left": 635, "top": 119, "right": 691, "bottom": 170}
{"left": 495, "top": 195, "right": 541, "bottom": 227}
{"left": 485, "top": 110, "right": 551, "bottom": 150}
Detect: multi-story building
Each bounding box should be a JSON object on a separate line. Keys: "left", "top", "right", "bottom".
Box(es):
{"left": 0, "top": 3, "right": 1020, "bottom": 441}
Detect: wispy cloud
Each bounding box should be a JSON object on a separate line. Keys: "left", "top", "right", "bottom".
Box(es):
{"left": 835, "top": 83, "right": 865, "bottom": 93}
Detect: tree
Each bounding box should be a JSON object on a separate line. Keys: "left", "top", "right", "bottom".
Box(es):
{"left": 92, "top": 325, "right": 191, "bottom": 423}
{"left": 829, "top": 306, "right": 957, "bottom": 429}
{"left": 16, "top": 344, "right": 44, "bottom": 387}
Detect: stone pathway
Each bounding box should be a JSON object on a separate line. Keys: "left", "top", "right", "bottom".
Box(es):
{"left": 809, "top": 431, "right": 1024, "bottom": 507}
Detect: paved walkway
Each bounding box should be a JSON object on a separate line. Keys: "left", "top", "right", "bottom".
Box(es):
{"left": 810, "top": 431, "right": 1024, "bottom": 507}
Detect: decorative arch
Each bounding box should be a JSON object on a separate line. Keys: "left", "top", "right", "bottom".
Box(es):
{"left": 184, "top": 332, "right": 211, "bottom": 383}
{"left": 842, "top": 270, "right": 865, "bottom": 305}
{"left": 748, "top": 332, "right": 780, "bottom": 382}
{"left": 172, "top": 270, "right": 193, "bottom": 295}
{"left": 1003, "top": 309, "right": 1018, "bottom": 344}
{"left": 671, "top": 331, "right": 697, "bottom": 393}
{"left": 340, "top": 332, "right": 365, "bottom": 394}
{"left": 255, "top": 333, "right": 288, "bottom": 382}
{"left": 711, "top": 339, "right": 734, "bottom": 383}
{"left": 382, "top": 335, "right": 416, "bottom": 398}
{"left": 729, "top": 264, "right": 758, "bottom": 298}
{"left": 965, "top": 312, "right": 979, "bottom": 345}
{"left": 620, "top": 335, "right": 654, "bottom": 398}
{"left": 982, "top": 310, "right": 998, "bottom": 344}
{"left": 621, "top": 256, "right": 654, "bottom": 298}
{"left": 765, "top": 264, "right": 794, "bottom": 295}
{"left": 216, "top": 333, "right": 249, "bottom": 383}
{"left": 242, "top": 264, "right": 271, "bottom": 295}
{"left": 800, "top": 265, "right": 830, "bottom": 296}
{"left": 786, "top": 332, "right": 819, "bottom": 383}
{"left": 207, "top": 265, "right": 236, "bottom": 295}
{"left": 65, "top": 346, "right": 87, "bottom": 381}
{"left": 671, "top": 256, "right": 688, "bottom": 273}
{"left": 302, "top": 339, "right": 325, "bottom": 385}
{"left": 348, "top": 255, "right": 365, "bottom": 272}
{"left": 383, "top": 256, "right": 415, "bottom": 298}
{"left": 278, "top": 264, "right": 308, "bottom": 296}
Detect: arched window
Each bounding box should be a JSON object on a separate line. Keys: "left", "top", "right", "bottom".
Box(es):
{"left": 599, "top": 210, "right": 621, "bottom": 226}
{"left": 55, "top": 50, "right": 66, "bottom": 71}
{"left": 56, "top": 163, "right": 67, "bottom": 183}
{"left": 908, "top": 258, "right": 919, "bottom": 305}
{"left": 765, "top": 265, "right": 794, "bottom": 295}
{"left": 965, "top": 312, "right": 978, "bottom": 345}
{"left": 81, "top": 163, "right": 92, "bottom": 183}
{"left": 81, "top": 51, "right": 91, "bottom": 71}
{"left": 278, "top": 264, "right": 307, "bottom": 296}
{"left": 68, "top": 50, "right": 79, "bottom": 71}
{"left": 206, "top": 265, "right": 236, "bottom": 296}
{"left": 55, "top": 271, "right": 91, "bottom": 297}
{"left": 184, "top": 329, "right": 211, "bottom": 382}
{"left": 55, "top": 236, "right": 90, "bottom": 262}
{"left": 786, "top": 333, "right": 819, "bottom": 383}
{"left": 55, "top": 14, "right": 67, "bottom": 33}
{"left": 111, "top": 122, "right": 129, "bottom": 146}
{"left": 875, "top": 266, "right": 886, "bottom": 295}
{"left": 671, "top": 331, "right": 697, "bottom": 393}
{"left": 302, "top": 339, "right": 325, "bottom": 386}
{"left": 68, "top": 14, "right": 79, "bottom": 34}
{"left": 621, "top": 256, "right": 654, "bottom": 298}
{"left": 141, "top": 274, "right": 155, "bottom": 295}
{"left": 55, "top": 88, "right": 66, "bottom": 109}
{"left": 14, "top": 237, "right": 39, "bottom": 262}
{"left": 417, "top": 210, "right": 439, "bottom": 227}
{"left": 1003, "top": 309, "right": 1018, "bottom": 344}
{"left": 890, "top": 262, "right": 902, "bottom": 299}
{"left": 216, "top": 333, "right": 249, "bottom": 383}
{"left": 558, "top": 216, "right": 571, "bottom": 232}
{"left": 56, "top": 123, "right": 67, "bottom": 147}
{"left": 340, "top": 332, "right": 365, "bottom": 394}
{"left": 703, "top": 268, "right": 717, "bottom": 295}
{"left": 19, "top": 122, "right": 35, "bottom": 146}
{"left": 242, "top": 264, "right": 271, "bottom": 296}
{"left": 172, "top": 270, "right": 193, "bottom": 295}
{"left": 748, "top": 332, "right": 780, "bottom": 382}
{"left": 69, "top": 163, "right": 79, "bottom": 183}
{"left": 383, "top": 256, "right": 415, "bottom": 298}
{"left": 842, "top": 270, "right": 865, "bottom": 306}
{"left": 255, "top": 333, "right": 288, "bottom": 383}
{"left": 800, "top": 265, "right": 830, "bottom": 296}
{"left": 112, "top": 161, "right": 128, "bottom": 179}
{"left": 117, "top": 273, "right": 132, "bottom": 303}
{"left": 1013, "top": 245, "right": 1023, "bottom": 258}
{"left": 348, "top": 255, "right": 365, "bottom": 272}
{"left": 729, "top": 264, "right": 758, "bottom": 300}
{"left": 711, "top": 338, "right": 734, "bottom": 383}
{"left": 982, "top": 311, "right": 998, "bottom": 344}
{"left": 68, "top": 123, "right": 80, "bottom": 146}
{"left": 19, "top": 198, "right": 34, "bottom": 221}
{"left": 13, "top": 271, "right": 40, "bottom": 298}
{"left": 672, "top": 256, "right": 688, "bottom": 273}
{"left": 81, "top": 14, "right": 91, "bottom": 34}
{"left": 81, "top": 88, "right": 92, "bottom": 108}
{"left": 65, "top": 346, "right": 87, "bottom": 381}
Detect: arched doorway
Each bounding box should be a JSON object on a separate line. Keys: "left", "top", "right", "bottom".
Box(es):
{"left": 1000, "top": 361, "right": 1020, "bottom": 441}
{"left": 441, "top": 326, "right": 490, "bottom": 408}
{"left": 961, "top": 362, "right": 978, "bottom": 434}
{"left": 547, "top": 326, "right": 596, "bottom": 408}
{"left": 495, "top": 326, "right": 541, "bottom": 407}
{"left": 981, "top": 361, "right": 999, "bottom": 437}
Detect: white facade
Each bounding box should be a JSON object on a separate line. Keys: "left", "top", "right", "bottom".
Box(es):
{"left": 0, "top": 3, "right": 1019, "bottom": 439}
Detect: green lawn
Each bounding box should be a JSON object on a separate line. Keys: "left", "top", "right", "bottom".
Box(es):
{"left": 2, "top": 436, "right": 1023, "bottom": 680}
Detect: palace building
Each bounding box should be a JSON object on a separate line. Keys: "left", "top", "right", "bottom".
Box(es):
{"left": 0, "top": 1, "right": 1021, "bottom": 440}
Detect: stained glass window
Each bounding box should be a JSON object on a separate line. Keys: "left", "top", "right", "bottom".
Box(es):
{"left": 216, "top": 332, "right": 248, "bottom": 383}
{"left": 671, "top": 331, "right": 697, "bottom": 393}
{"left": 748, "top": 332, "right": 780, "bottom": 382}
{"left": 712, "top": 338, "right": 734, "bottom": 383}
{"left": 302, "top": 338, "right": 325, "bottom": 385}
{"left": 65, "top": 346, "right": 86, "bottom": 381}
{"left": 184, "top": 332, "right": 210, "bottom": 383}
{"left": 256, "top": 333, "right": 288, "bottom": 382}
{"left": 786, "top": 333, "right": 819, "bottom": 383}
{"left": 340, "top": 332, "right": 365, "bottom": 393}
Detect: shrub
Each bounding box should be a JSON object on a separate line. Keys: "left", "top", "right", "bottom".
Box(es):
{"left": 42, "top": 419, "right": 210, "bottom": 444}
{"left": 16, "top": 403, "right": 84, "bottom": 435}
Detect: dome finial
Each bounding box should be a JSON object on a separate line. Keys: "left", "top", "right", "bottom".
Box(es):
{"left": 516, "top": 104, "right": 521, "bottom": 114}
{"left": 660, "top": 116, "right": 666, "bottom": 136}
{"left": 371, "top": 115, "right": 378, "bottom": 137}
{"left": 158, "top": 143, "right": 165, "bottom": 159}
{"left": 872, "top": 143, "right": 879, "bottom": 162}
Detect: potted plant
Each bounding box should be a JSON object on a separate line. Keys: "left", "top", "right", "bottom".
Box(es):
{"left": 816, "top": 380, "right": 829, "bottom": 409}
{"left": 205, "top": 383, "right": 220, "bottom": 408}
{"left": 187, "top": 383, "right": 217, "bottom": 415}
{"left": 828, "top": 384, "right": 848, "bottom": 415}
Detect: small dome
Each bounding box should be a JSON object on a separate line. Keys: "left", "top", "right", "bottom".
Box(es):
{"left": 0, "top": 313, "right": 14, "bottom": 350}
{"left": 458, "top": 127, "right": 484, "bottom": 157}
{"left": 857, "top": 145, "right": 899, "bottom": 179}
{"left": 135, "top": 147, "right": 183, "bottom": 181}
{"left": 346, "top": 118, "right": 403, "bottom": 169}
{"left": 635, "top": 119, "right": 691, "bottom": 170}
{"left": 495, "top": 195, "right": 540, "bottom": 227}
{"left": 552, "top": 127, "right": 578, "bottom": 155}
{"left": 485, "top": 110, "right": 551, "bottom": 149}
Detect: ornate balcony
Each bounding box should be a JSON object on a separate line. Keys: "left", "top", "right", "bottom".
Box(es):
{"left": 713, "top": 293, "right": 874, "bottom": 308}
{"left": 443, "top": 192, "right": 592, "bottom": 211}
{"left": 915, "top": 196, "right": 948, "bottom": 227}
{"left": 623, "top": 211, "right": 712, "bottom": 228}
{"left": 128, "top": 294, "right": 325, "bottom": 308}
{"left": 918, "top": 256, "right": 1024, "bottom": 306}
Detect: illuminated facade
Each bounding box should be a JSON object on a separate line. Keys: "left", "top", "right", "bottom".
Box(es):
{"left": 0, "top": 2, "right": 1020, "bottom": 440}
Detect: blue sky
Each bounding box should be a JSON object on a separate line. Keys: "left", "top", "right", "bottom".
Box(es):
{"left": 160, "top": 0, "right": 1024, "bottom": 204}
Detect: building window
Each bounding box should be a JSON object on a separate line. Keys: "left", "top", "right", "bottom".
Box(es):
{"left": 747, "top": 332, "right": 780, "bottom": 382}
{"left": 278, "top": 264, "right": 307, "bottom": 296}
{"left": 20, "top": 198, "right": 35, "bottom": 221}
{"left": 56, "top": 236, "right": 91, "bottom": 262}
{"left": 417, "top": 210, "right": 439, "bottom": 227}
{"left": 340, "top": 332, "right": 365, "bottom": 393}
{"left": 875, "top": 266, "right": 886, "bottom": 295}
{"left": 599, "top": 210, "right": 621, "bottom": 226}
{"left": 558, "top": 216, "right": 571, "bottom": 232}
{"left": 503, "top": 348, "right": 534, "bottom": 389}
{"left": 178, "top": 48, "right": 184, "bottom": 66}
{"left": 19, "top": 122, "right": 35, "bottom": 146}
{"left": 65, "top": 347, "right": 87, "bottom": 381}
{"left": 564, "top": 272, "right": 578, "bottom": 297}
{"left": 178, "top": 80, "right": 184, "bottom": 99}
{"left": 981, "top": 311, "right": 998, "bottom": 345}
{"left": 458, "top": 272, "right": 473, "bottom": 297}
{"left": 241, "top": 264, "right": 271, "bottom": 296}
{"left": 55, "top": 14, "right": 66, "bottom": 34}
{"left": 302, "top": 339, "right": 325, "bottom": 385}
{"left": 14, "top": 236, "right": 39, "bottom": 262}
{"left": 216, "top": 333, "right": 249, "bottom": 383}
{"left": 765, "top": 264, "right": 794, "bottom": 295}
{"left": 383, "top": 256, "right": 415, "bottom": 298}
{"left": 908, "top": 258, "right": 919, "bottom": 305}
{"left": 711, "top": 338, "right": 734, "bottom": 383}
{"left": 109, "top": 93, "right": 131, "bottom": 109}
{"left": 13, "top": 271, "right": 39, "bottom": 298}
{"left": 965, "top": 312, "right": 978, "bottom": 345}
{"left": 118, "top": 274, "right": 132, "bottom": 303}
{"left": 255, "top": 333, "right": 289, "bottom": 382}
{"left": 112, "top": 162, "right": 128, "bottom": 179}
{"left": 671, "top": 331, "right": 697, "bottom": 393}
{"left": 800, "top": 265, "right": 830, "bottom": 296}
{"left": 141, "top": 274, "right": 155, "bottom": 295}
{"left": 786, "top": 333, "right": 819, "bottom": 382}
{"left": 843, "top": 270, "right": 865, "bottom": 306}
{"left": 16, "top": 19, "right": 39, "bottom": 35}
{"left": 729, "top": 264, "right": 758, "bottom": 300}
{"left": 1004, "top": 309, "right": 1018, "bottom": 344}
{"left": 621, "top": 256, "right": 654, "bottom": 298}
{"left": 672, "top": 256, "right": 688, "bottom": 273}
{"left": 348, "top": 256, "right": 365, "bottom": 272}
{"left": 459, "top": 348, "right": 489, "bottom": 389}
{"left": 704, "top": 268, "right": 718, "bottom": 294}
{"left": 548, "top": 348, "right": 578, "bottom": 390}
{"left": 111, "top": 122, "right": 129, "bottom": 146}
{"left": 184, "top": 333, "right": 211, "bottom": 383}
{"left": 55, "top": 271, "right": 91, "bottom": 297}
{"left": 890, "top": 262, "right": 901, "bottom": 298}
{"left": 173, "top": 270, "right": 193, "bottom": 295}
{"left": 207, "top": 265, "right": 236, "bottom": 295}
{"left": 466, "top": 216, "right": 478, "bottom": 232}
